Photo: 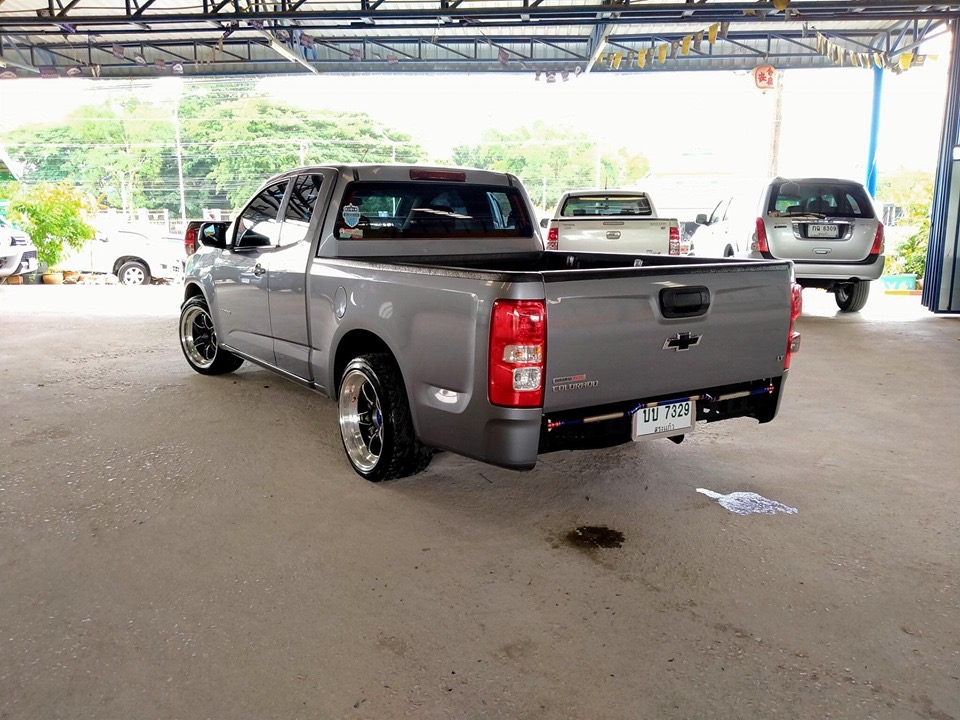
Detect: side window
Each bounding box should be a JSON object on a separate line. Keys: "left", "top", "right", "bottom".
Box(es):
{"left": 280, "top": 175, "right": 323, "bottom": 246}
{"left": 235, "top": 181, "right": 288, "bottom": 249}
{"left": 844, "top": 193, "right": 862, "bottom": 215}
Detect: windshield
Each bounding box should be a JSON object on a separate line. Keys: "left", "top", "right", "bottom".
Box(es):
{"left": 767, "top": 181, "right": 875, "bottom": 219}
{"left": 334, "top": 181, "right": 533, "bottom": 240}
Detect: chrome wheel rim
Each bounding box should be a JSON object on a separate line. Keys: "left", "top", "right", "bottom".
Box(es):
{"left": 121, "top": 266, "right": 146, "bottom": 285}
{"left": 180, "top": 305, "right": 217, "bottom": 369}
{"left": 339, "top": 369, "right": 383, "bottom": 473}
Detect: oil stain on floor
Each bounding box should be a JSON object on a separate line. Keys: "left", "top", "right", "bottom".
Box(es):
{"left": 563, "top": 525, "right": 625, "bottom": 550}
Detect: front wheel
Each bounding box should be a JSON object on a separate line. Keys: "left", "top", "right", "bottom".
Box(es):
{"left": 179, "top": 296, "right": 244, "bottom": 375}
{"left": 118, "top": 260, "right": 151, "bottom": 285}
{"left": 835, "top": 281, "right": 870, "bottom": 313}
{"left": 338, "top": 353, "right": 432, "bottom": 482}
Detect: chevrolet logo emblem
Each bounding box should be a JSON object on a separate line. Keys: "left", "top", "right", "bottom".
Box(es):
{"left": 662, "top": 332, "right": 702, "bottom": 351}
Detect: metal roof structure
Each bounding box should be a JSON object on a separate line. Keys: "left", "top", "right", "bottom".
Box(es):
{"left": 0, "top": 1, "right": 954, "bottom": 78}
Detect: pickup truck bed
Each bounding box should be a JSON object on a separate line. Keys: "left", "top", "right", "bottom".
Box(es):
{"left": 302, "top": 251, "right": 793, "bottom": 468}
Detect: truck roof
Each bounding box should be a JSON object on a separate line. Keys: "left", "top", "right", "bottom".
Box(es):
{"left": 264, "top": 164, "right": 518, "bottom": 188}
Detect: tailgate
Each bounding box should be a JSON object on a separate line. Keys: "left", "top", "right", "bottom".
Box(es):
{"left": 766, "top": 216, "right": 879, "bottom": 262}
{"left": 541, "top": 262, "right": 793, "bottom": 413}
{"left": 556, "top": 219, "right": 673, "bottom": 254}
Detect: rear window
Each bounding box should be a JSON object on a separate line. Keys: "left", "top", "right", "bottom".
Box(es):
{"left": 559, "top": 194, "right": 652, "bottom": 217}
{"left": 767, "top": 181, "right": 875, "bottom": 219}
{"left": 333, "top": 182, "right": 533, "bottom": 240}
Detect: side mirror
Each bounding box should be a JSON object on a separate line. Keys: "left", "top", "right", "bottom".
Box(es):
{"left": 200, "top": 223, "right": 227, "bottom": 249}
{"left": 235, "top": 229, "right": 272, "bottom": 250}
{"left": 695, "top": 213, "right": 708, "bottom": 225}
{"left": 539, "top": 218, "right": 550, "bottom": 229}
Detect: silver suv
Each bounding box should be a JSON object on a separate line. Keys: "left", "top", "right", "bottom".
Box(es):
{"left": 692, "top": 177, "right": 884, "bottom": 312}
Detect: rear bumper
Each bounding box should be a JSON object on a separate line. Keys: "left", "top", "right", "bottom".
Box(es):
{"left": 539, "top": 376, "right": 787, "bottom": 457}
{"left": 755, "top": 251, "right": 884, "bottom": 283}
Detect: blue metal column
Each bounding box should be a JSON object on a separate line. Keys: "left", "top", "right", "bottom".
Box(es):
{"left": 866, "top": 65, "right": 883, "bottom": 196}
{"left": 923, "top": 20, "right": 960, "bottom": 313}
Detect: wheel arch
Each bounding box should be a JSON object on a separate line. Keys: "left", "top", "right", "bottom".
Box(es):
{"left": 332, "top": 329, "right": 395, "bottom": 396}
{"left": 113, "top": 255, "right": 151, "bottom": 276}
{"left": 183, "top": 280, "right": 205, "bottom": 305}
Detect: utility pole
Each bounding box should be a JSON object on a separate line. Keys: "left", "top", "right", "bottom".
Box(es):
{"left": 299, "top": 140, "right": 306, "bottom": 166}
{"left": 173, "top": 104, "right": 187, "bottom": 223}
{"left": 768, "top": 72, "right": 785, "bottom": 178}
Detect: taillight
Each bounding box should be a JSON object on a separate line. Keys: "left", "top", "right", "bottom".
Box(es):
{"left": 870, "top": 222, "right": 885, "bottom": 254}
{"left": 785, "top": 282, "right": 802, "bottom": 369}
{"left": 184, "top": 226, "right": 197, "bottom": 256}
{"left": 754, "top": 217, "right": 769, "bottom": 253}
{"left": 669, "top": 224, "right": 681, "bottom": 255}
{"left": 489, "top": 299, "right": 546, "bottom": 408}
{"left": 546, "top": 227, "right": 559, "bottom": 251}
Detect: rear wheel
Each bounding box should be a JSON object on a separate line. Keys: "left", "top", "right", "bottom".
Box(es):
{"left": 835, "top": 281, "right": 870, "bottom": 313}
{"left": 338, "top": 353, "right": 432, "bottom": 482}
{"left": 179, "top": 296, "right": 244, "bottom": 375}
{"left": 118, "top": 260, "right": 151, "bottom": 285}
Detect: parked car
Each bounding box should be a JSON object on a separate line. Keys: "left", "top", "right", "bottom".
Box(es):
{"left": 691, "top": 177, "right": 885, "bottom": 312}
{"left": 0, "top": 215, "right": 38, "bottom": 279}
{"left": 61, "top": 227, "right": 185, "bottom": 285}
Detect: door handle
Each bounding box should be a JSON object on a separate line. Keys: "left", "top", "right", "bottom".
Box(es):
{"left": 253, "top": 263, "right": 266, "bottom": 277}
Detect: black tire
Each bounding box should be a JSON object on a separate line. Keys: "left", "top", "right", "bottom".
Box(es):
{"left": 835, "top": 281, "right": 870, "bottom": 313}
{"left": 118, "top": 260, "right": 151, "bottom": 286}
{"left": 723, "top": 246, "right": 734, "bottom": 258}
{"left": 178, "top": 296, "right": 244, "bottom": 375}
{"left": 338, "top": 353, "right": 432, "bottom": 482}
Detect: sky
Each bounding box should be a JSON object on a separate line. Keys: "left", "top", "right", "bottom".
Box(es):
{"left": 0, "top": 46, "right": 950, "bottom": 214}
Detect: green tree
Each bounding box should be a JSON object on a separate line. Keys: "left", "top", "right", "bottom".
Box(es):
{"left": 3, "top": 82, "right": 427, "bottom": 217}
{"left": 2, "top": 181, "right": 95, "bottom": 268}
{"left": 182, "top": 96, "right": 425, "bottom": 209}
{"left": 4, "top": 101, "right": 172, "bottom": 214}
{"left": 877, "top": 168, "right": 932, "bottom": 279}
{"left": 451, "top": 121, "right": 649, "bottom": 210}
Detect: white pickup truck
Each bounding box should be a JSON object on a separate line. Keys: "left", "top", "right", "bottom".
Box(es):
{"left": 541, "top": 189, "right": 687, "bottom": 256}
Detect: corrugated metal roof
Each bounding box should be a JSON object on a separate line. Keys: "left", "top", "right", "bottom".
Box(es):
{"left": 0, "top": 0, "right": 952, "bottom": 77}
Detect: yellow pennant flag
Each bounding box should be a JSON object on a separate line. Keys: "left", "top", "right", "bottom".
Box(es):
{"left": 613, "top": 52, "right": 623, "bottom": 69}
{"left": 708, "top": 23, "right": 719, "bottom": 45}
{"left": 899, "top": 53, "right": 914, "bottom": 70}
{"left": 851, "top": 52, "right": 860, "bottom": 67}
{"left": 773, "top": 0, "right": 790, "bottom": 10}
{"left": 657, "top": 43, "right": 669, "bottom": 64}
{"left": 874, "top": 53, "right": 883, "bottom": 68}
{"left": 637, "top": 49, "right": 647, "bottom": 69}
{"left": 597, "top": 53, "right": 605, "bottom": 65}
{"left": 681, "top": 35, "right": 692, "bottom": 56}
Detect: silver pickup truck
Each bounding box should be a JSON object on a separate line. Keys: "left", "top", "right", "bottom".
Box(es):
{"left": 179, "top": 165, "right": 801, "bottom": 482}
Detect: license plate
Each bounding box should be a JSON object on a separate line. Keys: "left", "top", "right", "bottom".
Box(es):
{"left": 807, "top": 224, "right": 839, "bottom": 238}
{"left": 632, "top": 400, "right": 695, "bottom": 440}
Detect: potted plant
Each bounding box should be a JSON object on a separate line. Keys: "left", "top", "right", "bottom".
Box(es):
{"left": 0, "top": 181, "right": 95, "bottom": 283}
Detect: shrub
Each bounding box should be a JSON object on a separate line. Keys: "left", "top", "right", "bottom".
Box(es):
{"left": 1, "top": 182, "right": 95, "bottom": 268}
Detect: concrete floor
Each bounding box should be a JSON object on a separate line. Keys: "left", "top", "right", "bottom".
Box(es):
{"left": 1, "top": 284, "right": 958, "bottom": 720}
